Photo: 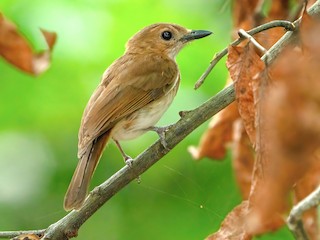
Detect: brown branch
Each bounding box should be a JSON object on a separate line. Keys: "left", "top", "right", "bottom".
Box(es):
{"left": 287, "top": 185, "right": 320, "bottom": 240}
{"left": 42, "top": 84, "right": 236, "bottom": 240}
{"left": 1, "top": 1, "right": 320, "bottom": 239}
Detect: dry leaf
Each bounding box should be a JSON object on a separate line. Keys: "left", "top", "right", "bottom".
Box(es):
{"left": 246, "top": 80, "right": 288, "bottom": 235}
{"left": 227, "top": 43, "right": 265, "bottom": 145}
{"left": 206, "top": 201, "right": 251, "bottom": 240}
{"left": 0, "top": 13, "right": 57, "bottom": 75}
{"left": 246, "top": 10, "right": 320, "bottom": 235}
{"left": 226, "top": 43, "right": 286, "bottom": 234}
{"left": 11, "top": 234, "right": 41, "bottom": 240}
{"left": 205, "top": 1, "right": 320, "bottom": 239}
{"left": 232, "top": 119, "right": 255, "bottom": 199}
{"left": 41, "top": 29, "right": 56, "bottom": 51}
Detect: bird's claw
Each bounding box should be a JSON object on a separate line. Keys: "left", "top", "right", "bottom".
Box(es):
{"left": 150, "top": 125, "right": 172, "bottom": 150}
{"left": 159, "top": 131, "right": 168, "bottom": 149}
{"left": 125, "top": 157, "right": 141, "bottom": 182}
{"left": 125, "top": 157, "right": 134, "bottom": 167}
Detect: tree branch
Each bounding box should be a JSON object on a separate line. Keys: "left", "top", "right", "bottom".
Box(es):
{"left": 1, "top": 1, "right": 320, "bottom": 239}
{"left": 287, "top": 185, "right": 320, "bottom": 240}
{"left": 42, "top": 83, "right": 236, "bottom": 240}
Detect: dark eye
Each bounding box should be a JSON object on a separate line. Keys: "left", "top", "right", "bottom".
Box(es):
{"left": 161, "top": 31, "right": 172, "bottom": 41}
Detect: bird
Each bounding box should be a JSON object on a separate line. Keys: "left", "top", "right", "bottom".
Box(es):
{"left": 64, "top": 23, "right": 212, "bottom": 211}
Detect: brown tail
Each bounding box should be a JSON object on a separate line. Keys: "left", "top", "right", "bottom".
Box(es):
{"left": 64, "top": 131, "right": 110, "bottom": 211}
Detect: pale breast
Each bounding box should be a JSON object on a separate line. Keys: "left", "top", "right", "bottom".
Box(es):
{"left": 111, "top": 75, "right": 180, "bottom": 141}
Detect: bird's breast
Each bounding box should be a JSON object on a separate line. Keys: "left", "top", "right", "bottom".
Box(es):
{"left": 111, "top": 75, "right": 180, "bottom": 141}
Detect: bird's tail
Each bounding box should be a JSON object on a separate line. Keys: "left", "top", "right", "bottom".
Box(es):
{"left": 64, "top": 131, "right": 110, "bottom": 211}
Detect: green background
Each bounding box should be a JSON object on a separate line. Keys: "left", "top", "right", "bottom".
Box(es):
{"left": 0, "top": 0, "right": 293, "bottom": 239}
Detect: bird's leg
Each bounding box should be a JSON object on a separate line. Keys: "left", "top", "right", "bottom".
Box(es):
{"left": 147, "top": 125, "right": 173, "bottom": 149}
{"left": 113, "top": 139, "right": 141, "bottom": 183}
{"left": 113, "top": 139, "right": 133, "bottom": 167}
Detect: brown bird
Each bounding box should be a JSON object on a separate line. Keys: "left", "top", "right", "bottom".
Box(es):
{"left": 64, "top": 23, "right": 212, "bottom": 211}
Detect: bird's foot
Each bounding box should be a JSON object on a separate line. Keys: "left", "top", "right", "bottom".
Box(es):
{"left": 124, "top": 156, "right": 134, "bottom": 167}
{"left": 114, "top": 139, "right": 134, "bottom": 167}
{"left": 124, "top": 156, "right": 141, "bottom": 182}
{"left": 149, "top": 125, "right": 173, "bottom": 150}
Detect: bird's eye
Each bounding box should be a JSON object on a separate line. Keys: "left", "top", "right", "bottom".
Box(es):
{"left": 161, "top": 31, "right": 172, "bottom": 41}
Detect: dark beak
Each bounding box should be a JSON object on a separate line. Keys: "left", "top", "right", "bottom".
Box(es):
{"left": 180, "top": 30, "right": 212, "bottom": 42}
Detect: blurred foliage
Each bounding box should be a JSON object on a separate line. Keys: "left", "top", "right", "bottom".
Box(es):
{"left": 0, "top": 0, "right": 293, "bottom": 239}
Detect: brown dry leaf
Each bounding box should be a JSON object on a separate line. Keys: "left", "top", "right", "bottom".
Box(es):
{"left": 226, "top": 43, "right": 286, "bottom": 234}
{"left": 204, "top": 1, "right": 320, "bottom": 239}
{"left": 0, "top": 13, "right": 57, "bottom": 75}
{"left": 206, "top": 201, "right": 251, "bottom": 240}
{"left": 226, "top": 43, "right": 265, "bottom": 145}
{"left": 246, "top": 10, "right": 320, "bottom": 236}
{"left": 188, "top": 99, "right": 239, "bottom": 160}
{"left": 12, "top": 234, "right": 41, "bottom": 240}
{"left": 232, "top": 119, "right": 255, "bottom": 199}
{"left": 40, "top": 29, "right": 56, "bottom": 51}
{"left": 291, "top": 10, "right": 320, "bottom": 238}
{"left": 245, "top": 67, "right": 286, "bottom": 235}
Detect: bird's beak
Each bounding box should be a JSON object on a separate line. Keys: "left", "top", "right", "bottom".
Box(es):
{"left": 180, "top": 30, "right": 212, "bottom": 42}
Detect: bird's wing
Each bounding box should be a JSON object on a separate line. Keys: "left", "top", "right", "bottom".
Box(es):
{"left": 78, "top": 54, "right": 178, "bottom": 158}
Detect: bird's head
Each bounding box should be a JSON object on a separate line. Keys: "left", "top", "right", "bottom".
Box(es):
{"left": 125, "top": 23, "right": 212, "bottom": 59}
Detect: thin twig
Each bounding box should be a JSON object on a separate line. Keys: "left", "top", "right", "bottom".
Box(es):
{"left": 287, "top": 185, "right": 320, "bottom": 240}
{"left": 194, "top": 20, "right": 295, "bottom": 90}
{"left": 238, "top": 29, "right": 267, "bottom": 54}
